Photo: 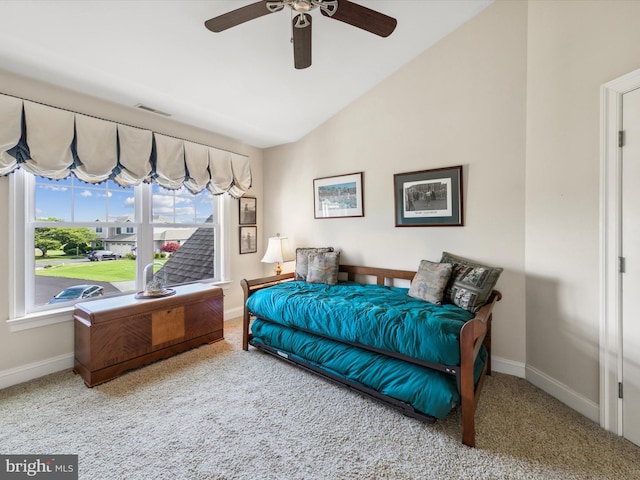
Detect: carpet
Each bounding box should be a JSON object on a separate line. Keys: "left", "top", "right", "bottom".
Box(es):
{"left": 1, "top": 318, "right": 639, "bottom": 479}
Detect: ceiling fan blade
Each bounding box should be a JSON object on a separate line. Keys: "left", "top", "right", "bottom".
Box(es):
{"left": 205, "top": 1, "right": 275, "bottom": 33}
{"left": 293, "top": 14, "right": 312, "bottom": 70}
{"left": 321, "top": 0, "right": 397, "bottom": 37}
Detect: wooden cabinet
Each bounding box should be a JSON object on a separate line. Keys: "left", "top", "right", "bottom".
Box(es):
{"left": 73, "top": 283, "right": 223, "bottom": 387}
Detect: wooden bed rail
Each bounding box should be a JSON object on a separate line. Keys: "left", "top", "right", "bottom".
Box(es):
{"left": 240, "top": 264, "right": 502, "bottom": 448}
{"left": 339, "top": 264, "right": 416, "bottom": 284}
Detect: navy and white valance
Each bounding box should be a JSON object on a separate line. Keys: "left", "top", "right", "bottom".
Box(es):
{"left": 0, "top": 93, "right": 252, "bottom": 197}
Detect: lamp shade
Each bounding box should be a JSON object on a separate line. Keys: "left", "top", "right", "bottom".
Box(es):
{"left": 261, "top": 235, "right": 295, "bottom": 264}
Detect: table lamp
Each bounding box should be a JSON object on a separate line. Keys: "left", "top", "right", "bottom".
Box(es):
{"left": 261, "top": 233, "right": 295, "bottom": 275}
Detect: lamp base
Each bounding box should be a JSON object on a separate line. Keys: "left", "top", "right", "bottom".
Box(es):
{"left": 275, "top": 263, "right": 283, "bottom": 276}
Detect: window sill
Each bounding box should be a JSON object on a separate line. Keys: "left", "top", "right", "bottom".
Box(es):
{"left": 7, "top": 308, "right": 74, "bottom": 332}
{"left": 7, "top": 280, "right": 233, "bottom": 332}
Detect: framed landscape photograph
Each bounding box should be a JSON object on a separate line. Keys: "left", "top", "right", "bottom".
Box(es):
{"left": 239, "top": 226, "right": 257, "bottom": 254}
{"left": 394, "top": 165, "right": 463, "bottom": 227}
{"left": 313, "top": 172, "right": 364, "bottom": 219}
{"left": 239, "top": 196, "right": 257, "bottom": 225}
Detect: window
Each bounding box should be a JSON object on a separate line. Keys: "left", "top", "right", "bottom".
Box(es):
{"left": 9, "top": 170, "right": 226, "bottom": 319}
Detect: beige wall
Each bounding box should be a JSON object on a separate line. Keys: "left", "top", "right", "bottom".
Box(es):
{"left": 264, "top": 1, "right": 528, "bottom": 367}
{"left": 525, "top": 0, "right": 640, "bottom": 404}
{"left": 264, "top": 0, "right": 640, "bottom": 416}
{"left": 0, "top": 70, "right": 264, "bottom": 380}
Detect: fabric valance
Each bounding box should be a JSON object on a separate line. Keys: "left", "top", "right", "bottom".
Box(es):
{"left": 0, "top": 93, "right": 252, "bottom": 197}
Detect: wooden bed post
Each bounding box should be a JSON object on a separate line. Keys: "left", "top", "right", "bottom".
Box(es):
{"left": 241, "top": 273, "right": 296, "bottom": 351}
{"left": 240, "top": 279, "right": 250, "bottom": 351}
{"left": 459, "top": 318, "right": 485, "bottom": 447}
{"left": 459, "top": 290, "right": 501, "bottom": 447}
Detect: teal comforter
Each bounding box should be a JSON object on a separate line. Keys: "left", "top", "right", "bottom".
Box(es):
{"left": 246, "top": 281, "right": 475, "bottom": 366}
{"left": 251, "top": 319, "right": 469, "bottom": 418}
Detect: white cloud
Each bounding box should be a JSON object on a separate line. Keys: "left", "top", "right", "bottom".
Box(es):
{"left": 41, "top": 185, "right": 68, "bottom": 192}
{"left": 175, "top": 207, "right": 195, "bottom": 217}
{"left": 79, "top": 190, "right": 93, "bottom": 197}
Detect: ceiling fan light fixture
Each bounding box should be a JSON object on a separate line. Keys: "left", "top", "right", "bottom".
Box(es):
{"left": 291, "top": 0, "right": 313, "bottom": 13}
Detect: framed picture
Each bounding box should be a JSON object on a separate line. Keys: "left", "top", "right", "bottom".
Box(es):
{"left": 313, "top": 172, "right": 364, "bottom": 219}
{"left": 239, "top": 226, "right": 257, "bottom": 254}
{"left": 239, "top": 196, "right": 257, "bottom": 225}
{"left": 394, "top": 165, "right": 464, "bottom": 227}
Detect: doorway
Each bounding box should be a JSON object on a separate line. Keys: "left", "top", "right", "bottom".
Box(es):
{"left": 601, "top": 67, "right": 640, "bottom": 446}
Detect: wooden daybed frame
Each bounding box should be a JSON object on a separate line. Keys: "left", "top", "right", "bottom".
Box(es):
{"left": 241, "top": 264, "right": 502, "bottom": 448}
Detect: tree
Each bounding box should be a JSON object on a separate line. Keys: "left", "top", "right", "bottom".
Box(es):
{"left": 34, "top": 227, "right": 99, "bottom": 257}
{"left": 34, "top": 237, "right": 62, "bottom": 257}
{"left": 160, "top": 242, "right": 180, "bottom": 253}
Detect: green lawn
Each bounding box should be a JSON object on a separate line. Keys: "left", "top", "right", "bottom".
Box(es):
{"left": 36, "top": 259, "right": 138, "bottom": 282}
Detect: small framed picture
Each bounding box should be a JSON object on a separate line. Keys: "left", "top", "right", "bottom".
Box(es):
{"left": 394, "top": 165, "right": 464, "bottom": 227}
{"left": 239, "top": 196, "right": 257, "bottom": 225}
{"left": 313, "top": 172, "right": 364, "bottom": 219}
{"left": 239, "top": 226, "right": 257, "bottom": 254}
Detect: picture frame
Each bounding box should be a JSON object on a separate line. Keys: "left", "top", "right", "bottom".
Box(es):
{"left": 239, "top": 226, "right": 257, "bottom": 254}
{"left": 239, "top": 196, "right": 257, "bottom": 225}
{"left": 394, "top": 165, "right": 464, "bottom": 227}
{"left": 313, "top": 172, "right": 364, "bottom": 219}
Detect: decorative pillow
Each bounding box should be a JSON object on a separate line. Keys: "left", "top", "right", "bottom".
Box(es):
{"left": 407, "top": 260, "right": 453, "bottom": 305}
{"left": 440, "top": 252, "right": 503, "bottom": 313}
{"left": 307, "top": 251, "right": 341, "bottom": 285}
{"left": 295, "top": 247, "right": 334, "bottom": 281}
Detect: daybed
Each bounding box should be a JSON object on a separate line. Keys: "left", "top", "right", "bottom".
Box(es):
{"left": 241, "top": 256, "right": 502, "bottom": 448}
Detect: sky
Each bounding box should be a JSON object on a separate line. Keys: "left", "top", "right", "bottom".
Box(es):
{"left": 35, "top": 176, "right": 215, "bottom": 224}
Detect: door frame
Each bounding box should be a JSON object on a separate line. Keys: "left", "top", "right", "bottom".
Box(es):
{"left": 600, "top": 67, "right": 640, "bottom": 435}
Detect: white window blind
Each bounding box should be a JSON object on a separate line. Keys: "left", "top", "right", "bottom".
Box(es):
{"left": 0, "top": 93, "right": 252, "bottom": 197}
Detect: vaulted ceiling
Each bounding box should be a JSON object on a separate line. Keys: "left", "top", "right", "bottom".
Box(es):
{"left": 0, "top": 1, "right": 492, "bottom": 148}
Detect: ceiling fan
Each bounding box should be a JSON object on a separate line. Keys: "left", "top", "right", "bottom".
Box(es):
{"left": 204, "top": 0, "right": 397, "bottom": 69}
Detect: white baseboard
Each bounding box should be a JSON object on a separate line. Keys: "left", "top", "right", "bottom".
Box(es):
{"left": 526, "top": 364, "right": 600, "bottom": 423}
{"left": 492, "top": 355, "right": 526, "bottom": 378}
{"left": 0, "top": 353, "right": 74, "bottom": 390}
{"left": 224, "top": 306, "right": 243, "bottom": 321}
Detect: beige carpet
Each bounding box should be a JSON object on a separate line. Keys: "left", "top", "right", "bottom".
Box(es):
{"left": 2, "top": 318, "right": 639, "bottom": 479}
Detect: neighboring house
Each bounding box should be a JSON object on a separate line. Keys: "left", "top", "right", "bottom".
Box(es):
{"left": 93, "top": 215, "right": 196, "bottom": 255}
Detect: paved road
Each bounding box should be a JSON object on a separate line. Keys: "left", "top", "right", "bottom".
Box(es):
{"left": 36, "top": 276, "right": 121, "bottom": 305}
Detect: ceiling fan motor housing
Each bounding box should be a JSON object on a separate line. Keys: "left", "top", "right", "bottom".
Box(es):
{"left": 266, "top": 0, "right": 338, "bottom": 16}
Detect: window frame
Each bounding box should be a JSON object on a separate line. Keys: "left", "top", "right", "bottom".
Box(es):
{"left": 7, "top": 170, "right": 230, "bottom": 331}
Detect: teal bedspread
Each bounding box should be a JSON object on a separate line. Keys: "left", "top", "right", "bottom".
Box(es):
{"left": 246, "top": 281, "right": 475, "bottom": 366}
{"left": 251, "top": 319, "right": 471, "bottom": 418}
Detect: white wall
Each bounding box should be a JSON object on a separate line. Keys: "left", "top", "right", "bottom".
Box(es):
{"left": 0, "top": 70, "right": 264, "bottom": 386}
{"left": 263, "top": 1, "right": 528, "bottom": 368}
{"left": 525, "top": 0, "right": 640, "bottom": 408}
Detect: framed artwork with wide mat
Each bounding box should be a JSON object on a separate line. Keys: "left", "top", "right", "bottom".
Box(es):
{"left": 394, "top": 165, "right": 463, "bottom": 227}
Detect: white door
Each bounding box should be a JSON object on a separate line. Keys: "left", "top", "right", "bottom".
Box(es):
{"left": 621, "top": 86, "right": 640, "bottom": 446}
